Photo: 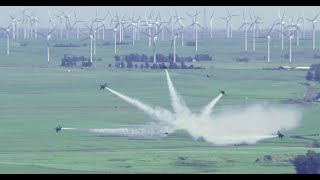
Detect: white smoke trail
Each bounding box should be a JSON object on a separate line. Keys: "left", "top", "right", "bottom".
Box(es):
{"left": 165, "top": 69, "right": 191, "bottom": 118}
{"left": 173, "top": 104, "right": 302, "bottom": 145}
{"left": 164, "top": 71, "right": 301, "bottom": 145}
{"left": 94, "top": 71, "right": 303, "bottom": 146}
{"left": 61, "top": 128, "right": 77, "bottom": 130}
{"left": 106, "top": 87, "right": 175, "bottom": 123}
{"left": 200, "top": 94, "right": 223, "bottom": 118}
{"left": 87, "top": 125, "right": 175, "bottom": 138}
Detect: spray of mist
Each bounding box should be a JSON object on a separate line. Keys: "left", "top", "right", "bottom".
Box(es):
{"left": 106, "top": 87, "right": 175, "bottom": 123}
{"left": 200, "top": 94, "right": 223, "bottom": 118}
{"left": 165, "top": 69, "right": 191, "bottom": 117}
{"left": 78, "top": 70, "right": 302, "bottom": 146}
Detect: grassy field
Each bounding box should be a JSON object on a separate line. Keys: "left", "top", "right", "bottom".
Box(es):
{"left": 0, "top": 34, "right": 320, "bottom": 174}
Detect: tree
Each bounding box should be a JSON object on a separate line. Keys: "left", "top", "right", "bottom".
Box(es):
{"left": 120, "top": 61, "right": 125, "bottom": 68}
{"left": 306, "top": 71, "right": 314, "bottom": 81}
{"left": 114, "top": 55, "right": 121, "bottom": 61}
{"left": 126, "top": 61, "right": 133, "bottom": 68}
{"left": 315, "top": 69, "right": 320, "bottom": 81}
{"left": 145, "top": 61, "right": 149, "bottom": 69}
{"left": 291, "top": 150, "right": 320, "bottom": 174}
{"left": 141, "top": 54, "right": 148, "bottom": 62}
{"left": 180, "top": 62, "right": 187, "bottom": 69}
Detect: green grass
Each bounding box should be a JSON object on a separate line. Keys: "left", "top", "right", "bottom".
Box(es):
{"left": 0, "top": 36, "right": 320, "bottom": 173}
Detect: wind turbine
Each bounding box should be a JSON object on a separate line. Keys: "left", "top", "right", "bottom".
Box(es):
{"left": 95, "top": 9, "right": 100, "bottom": 40}
{"left": 186, "top": 11, "right": 200, "bottom": 40}
{"left": 239, "top": 11, "right": 250, "bottom": 51}
{"left": 9, "top": 15, "right": 18, "bottom": 39}
{"left": 160, "top": 18, "right": 171, "bottom": 41}
{"left": 189, "top": 20, "right": 203, "bottom": 52}
{"left": 293, "top": 17, "right": 303, "bottom": 46}
{"left": 142, "top": 14, "right": 154, "bottom": 48}
{"left": 112, "top": 13, "right": 127, "bottom": 42}
{"left": 15, "top": 19, "right": 21, "bottom": 39}
{"left": 142, "top": 29, "right": 162, "bottom": 63}
{"left": 279, "top": 25, "right": 298, "bottom": 63}
{"left": 26, "top": 10, "right": 38, "bottom": 39}
{"left": 62, "top": 11, "right": 72, "bottom": 40}
{"left": 79, "top": 21, "right": 101, "bottom": 63}
{"left": 108, "top": 21, "right": 120, "bottom": 54}
{"left": 32, "top": 16, "right": 39, "bottom": 39}
{"left": 305, "top": 12, "right": 320, "bottom": 50}
{"left": 227, "top": 10, "right": 239, "bottom": 38}
{"left": 252, "top": 12, "right": 262, "bottom": 38}
{"left": 174, "top": 10, "right": 186, "bottom": 46}
{"left": 96, "top": 13, "right": 108, "bottom": 41}
{"left": 0, "top": 25, "right": 12, "bottom": 56}
{"left": 47, "top": 10, "right": 57, "bottom": 36}
{"left": 248, "top": 13, "right": 262, "bottom": 51}
{"left": 168, "top": 11, "right": 175, "bottom": 39}
{"left": 165, "top": 26, "right": 183, "bottom": 64}
{"left": 27, "top": 15, "right": 33, "bottom": 38}
{"left": 277, "top": 11, "right": 286, "bottom": 50}
{"left": 209, "top": 10, "right": 215, "bottom": 38}
{"left": 20, "top": 8, "right": 29, "bottom": 39}
{"left": 264, "top": 22, "right": 278, "bottom": 63}
{"left": 71, "top": 12, "right": 83, "bottom": 39}
{"left": 154, "top": 12, "right": 162, "bottom": 37}
{"left": 221, "top": 10, "right": 238, "bottom": 38}
{"left": 301, "top": 11, "right": 305, "bottom": 39}
{"left": 25, "top": 14, "right": 30, "bottom": 39}
{"left": 53, "top": 10, "right": 64, "bottom": 39}
{"left": 127, "top": 14, "right": 141, "bottom": 45}
{"left": 34, "top": 27, "right": 56, "bottom": 62}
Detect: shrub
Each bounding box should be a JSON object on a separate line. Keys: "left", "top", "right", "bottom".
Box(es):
{"left": 306, "top": 71, "right": 314, "bottom": 81}
{"left": 291, "top": 150, "right": 320, "bottom": 174}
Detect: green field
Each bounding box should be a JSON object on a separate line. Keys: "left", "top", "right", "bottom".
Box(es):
{"left": 0, "top": 35, "right": 320, "bottom": 174}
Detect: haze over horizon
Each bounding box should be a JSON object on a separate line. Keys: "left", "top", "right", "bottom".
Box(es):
{"left": 0, "top": 6, "right": 319, "bottom": 30}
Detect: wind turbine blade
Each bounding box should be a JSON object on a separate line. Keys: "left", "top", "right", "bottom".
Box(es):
{"left": 49, "top": 25, "right": 58, "bottom": 35}
{"left": 314, "top": 12, "right": 320, "bottom": 20}
{"left": 141, "top": 31, "right": 152, "bottom": 38}
{"left": 239, "top": 23, "right": 245, "bottom": 30}
{"left": 149, "top": 10, "right": 154, "bottom": 20}
{"left": 78, "top": 37, "right": 90, "bottom": 42}
{"left": 281, "top": 11, "right": 285, "bottom": 21}
{"left": 210, "top": 10, "right": 215, "bottom": 19}
{"left": 34, "top": 31, "right": 47, "bottom": 38}
{"left": 155, "top": 28, "right": 162, "bottom": 36}
{"left": 164, "top": 25, "right": 173, "bottom": 37}
{"left": 186, "top": 12, "right": 193, "bottom": 18}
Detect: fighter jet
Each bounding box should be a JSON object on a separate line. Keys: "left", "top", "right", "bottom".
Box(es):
{"left": 277, "top": 131, "right": 284, "bottom": 140}
{"left": 54, "top": 125, "right": 62, "bottom": 133}
{"left": 99, "top": 83, "right": 108, "bottom": 91}
{"left": 219, "top": 90, "right": 226, "bottom": 95}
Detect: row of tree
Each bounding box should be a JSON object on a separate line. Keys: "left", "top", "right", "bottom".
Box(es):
{"left": 113, "top": 61, "right": 203, "bottom": 70}
{"left": 114, "top": 53, "right": 213, "bottom": 63}
{"left": 101, "top": 42, "right": 129, "bottom": 46}
{"left": 53, "top": 43, "right": 81, "bottom": 47}
{"left": 60, "top": 54, "right": 92, "bottom": 67}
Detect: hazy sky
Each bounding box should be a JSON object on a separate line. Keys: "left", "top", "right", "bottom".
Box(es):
{"left": 0, "top": 6, "right": 319, "bottom": 30}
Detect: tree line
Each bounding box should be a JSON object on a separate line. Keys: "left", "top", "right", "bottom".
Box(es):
{"left": 114, "top": 53, "right": 213, "bottom": 63}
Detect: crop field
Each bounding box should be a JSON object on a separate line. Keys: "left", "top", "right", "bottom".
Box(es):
{"left": 0, "top": 34, "right": 320, "bottom": 174}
